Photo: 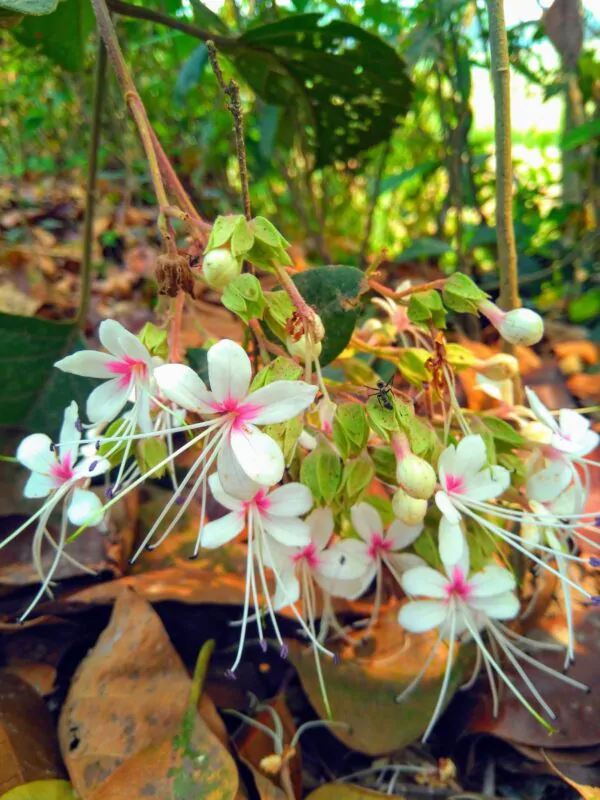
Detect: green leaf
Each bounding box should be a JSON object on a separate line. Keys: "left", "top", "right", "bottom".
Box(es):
{"left": 249, "top": 356, "right": 302, "bottom": 391}
{"left": 301, "top": 447, "right": 342, "bottom": 505}
{"left": 189, "top": 0, "right": 228, "bottom": 33}
{"left": 138, "top": 322, "right": 169, "bottom": 360}
{"left": 396, "top": 237, "right": 450, "bottom": 263}
{"left": 186, "top": 347, "right": 210, "bottom": 383}
{"left": 0, "top": 0, "right": 56, "bottom": 14}
{"left": 11, "top": 0, "right": 94, "bottom": 71}
{"left": 291, "top": 266, "right": 364, "bottom": 366}
{"left": 263, "top": 290, "right": 294, "bottom": 342}
{"left": 230, "top": 217, "right": 255, "bottom": 259}
{"left": 174, "top": 44, "right": 209, "bottom": 105}
{"left": 397, "top": 349, "right": 432, "bottom": 387}
{"left": 442, "top": 272, "right": 488, "bottom": 314}
{"left": 206, "top": 215, "right": 244, "bottom": 250}
{"left": 407, "top": 290, "right": 446, "bottom": 329}
{"left": 562, "top": 117, "right": 600, "bottom": 151}
{"left": 0, "top": 313, "right": 98, "bottom": 435}
{"left": 370, "top": 445, "right": 396, "bottom": 483}
{"left": 365, "top": 394, "right": 399, "bottom": 440}
{"left": 222, "top": 274, "right": 266, "bottom": 323}
{"left": 251, "top": 216, "right": 286, "bottom": 248}
{"left": 233, "top": 14, "right": 413, "bottom": 167}
{"left": 568, "top": 289, "right": 600, "bottom": 324}
{"left": 480, "top": 416, "right": 526, "bottom": 447}
{"left": 377, "top": 161, "right": 442, "bottom": 196}
{"left": 342, "top": 455, "right": 375, "bottom": 505}
{"left": 0, "top": 780, "right": 76, "bottom": 799}
{"left": 332, "top": 402, "right": 369, "bottom": 459}
{"left": 446, "top": 343, "right": 477, "bottom": 371}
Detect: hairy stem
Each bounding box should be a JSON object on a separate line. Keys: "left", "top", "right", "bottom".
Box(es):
{"left": 79, "top": 30, "right": 108, "bottom": 327}
{"left": 485, "top": 0, "right": 519, "bottom": 312}
{"left": 368, "top": 277, "right": 447, "bottom": 300}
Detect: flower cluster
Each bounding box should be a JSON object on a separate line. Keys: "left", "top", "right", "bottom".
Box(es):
{"left": 5, "top": 275, "right": 599, "bottom": 740}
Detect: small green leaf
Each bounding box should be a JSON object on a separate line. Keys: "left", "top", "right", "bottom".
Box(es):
{"left": 291, "top": 266, "right": 365, "bottom": 366}
{"left": 332, "top": 403, "right": 369, "bottom": 459}
{"left": 370, "top": 446, "right": 396, "bottom": 484}
{"left": 251, "top": 216, "right": 288, "bottom": 248}
{"left": 230, "top": 217, "right": 255, "bottom": 259}
{"left": 442, "top": 272, "right": 488, "bottom": 314}
{"left": 562, "top": 117, "right": 600, "bottom": 150}
{"left": 264, "top": 416, "right": 304, "bottom": 463}
{"left": 206, "top": 215, "right": 244, "bottom": 250}
{"left": 190, "top": 0, "right": 228, "bottom": 33}
{"left": 186, "top": 347, "right": 210, "bottom": 383}
{"left": 301, "top": 447, "right": 342, "bottom": 505}
{"left": 365, "top": 394, "right": 399, "bottom": 441}
{"left": 0, "top": 0, "right": 57, "bottom": 14}
{"left": 445, "top": 343, "right": 477, "bottom": 371}
{"left": 406, "top": 417, "right": 438, "bottom": 459}
{"left": 250, "top": 356, "right": 302, "bottom": 391}
{"left": 397, "top": 349, "right": 432, "bottom": 387}
{"left": 397, "top": 237, "right": 450, "bottom": 262}
{"left": 568, "top": 288, "right": 600, "bottom": 324}
{"left": 480, "top": 416, "right": 526, "bottom": 447}
{"left": 263, "top": 290, "right": 294, "bottom": 342}
{"left": 98, "top": 418, "right": 134, "bottom": 466}
{"left": 136, "top": 437, "right": 168, "bottom": 478}
{"left": 407, "top": 290, "right": 446, "bottom": 329}
{"left": 222, "top": 274, "right": 266, "bottom": 323}
{"left": 342, "top": 456, "right": 375, "bottom": 506}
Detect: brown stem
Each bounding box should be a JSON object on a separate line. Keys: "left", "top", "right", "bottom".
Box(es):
{"left": 368, "top": 277, "right": 447, "bottom": 300}
{"left": 485, "top": 0, "right": 519, "bottom": 312}
{"left": 79, "top": 29, "right": 108, "bottom": 327}
{"left": 206, "top": 41, "right": 252, "bottom": 220}
{"left": 169, "top": 292, "right": 186, "bottom": 363}
{"left": 106, "top": 0, "right": 231, "bottom": 47}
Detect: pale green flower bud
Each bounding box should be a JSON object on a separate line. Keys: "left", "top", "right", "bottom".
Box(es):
{"left": 202, "top": 248, "right": 242, "bottom": 291}
{"left": 286, "top": 334, "right": 322, "bottom": 362}
{"left": 392, "top": 488, "right": 427, "bottom": 525}
{"left": 396, "top": 454, "right": 437, "bottom": 500}
{"left": 498, "top": 309, "right": 544, "bottom": 346}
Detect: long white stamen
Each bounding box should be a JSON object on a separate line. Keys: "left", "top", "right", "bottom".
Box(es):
{"left": 395, "top": 631, "right": 443, "bottom": 703}
{"left": 43, "top": 528, "right": 97, "bottom": 575}
{"left": 422, "top": 604, "right": 457, "bottom": 742}
{"left": 460, "top": 645, "right": 482, "bottom": 692}
{"left": 229, "top": 509, "right": 255, "bottom": 675}
{"left": 303, "top": 566, "right": 332, "bottom": 718}
{"left": 254, "top": 532, "right": 284, "bottom": 649}
{"left": 111, "top": 395, "right": 140, "bottom": 493}
{"left": 556, "top": 555, "right": 575, "bottom": 667}
{"left": 19, "top": 496, "right": 69, "bottom": 621}
{"left": 2, "top": 487, "right": 68, "bottom": 550}
{"left": 467, "top": 496, "right": 598, "bottom": 522}
{"left": 93, "top": 417, "right": 218, "bottom": 446}
{"left": 248, "top": 512, "right": 264, "bottom": 648}
{"left": 192, "top": 473, "right": 208, "bottom": 558}
{"left": 498, "top": 624, "right": 565, "bottom": 652}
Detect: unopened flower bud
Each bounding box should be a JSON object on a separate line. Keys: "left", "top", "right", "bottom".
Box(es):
{"left": 310, "top": 312, "right": 325, "bottom": 344}
{"left": 392, "top": 488, "right": 427, "bottom": 525}
{"left": 478, "top": 300, "right": 543, "bottom": 347}
{"left": 286, "top": 334, "right": 322, "bottom": 362}
{"left": 396, "top": 454, "right": 437, "bottom": 500}
{"left": 202, "top": 248, "right": 242, "bottom": 290}
{"left": 520, "top": 420, "right": 552, "bottom": 444}
{"left": 476, "top": 353, "right": 519, "bottom": 382}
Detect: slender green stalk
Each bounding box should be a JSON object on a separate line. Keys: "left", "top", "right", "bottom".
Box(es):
{"left": 78, "top": 31, "right": 108, "bottom": 327}
{"left": 485, "top": 0, "right": 519, "bottom": 312}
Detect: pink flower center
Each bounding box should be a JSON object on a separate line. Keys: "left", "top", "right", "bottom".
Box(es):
{"left": 292, "top": 541, "right": 321, "bottom": 569}
{"left": 211, "top": 396, "right": 262, "bottom": 430}
{"left": 444, "top": 566, "right": 471, "bottom": 602}
{"left": 444, "top": 474, "right": 464, "bottom": 494}
{"left": 107, "top": 356, "right": 148, "bottom": 388}
{"left": 50, "top": 452, "right": 75, "bottom": 485}
{"left": 243, "top": 488, "right": 271, "bottom": 515}
{"left": 367, "top": 532, "right": 393, "bottom": 561}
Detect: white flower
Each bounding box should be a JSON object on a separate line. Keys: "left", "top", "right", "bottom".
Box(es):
{"left": 397, "top": 526, "right": 587, "bottom": 741}
{"left": 155, "top": 339, "right": 317, "bottom": 486}
{"left": 197, "top": 449, "right": 330, "bottom": 674}
{"left": 435, "top": 434, "right": 510, "bottom": 563}
{"left": 6, "top": 402, "right": 109, "bottom": 620}
{"left": 55, "top": 320, "right": 157, "bottom": 432}
{"left": 525, "top": 388, "right": 599, "bottom": 457}
{"left": 475, "top": 372, "right": 514, "bottom": 406}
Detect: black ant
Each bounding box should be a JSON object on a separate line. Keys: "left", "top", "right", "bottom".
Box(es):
{"left": 370, "top": 377, "right": 394, "bottom": 410}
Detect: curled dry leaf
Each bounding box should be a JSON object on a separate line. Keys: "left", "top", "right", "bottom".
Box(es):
{"left": 288, "top": 608, "right": 468, "bottom": 755}
{"left": 0, "top": 672, "right": 65, "bottom": 795}
{"left": 58, "top": 590, "right": 238, "bottom": 799}
{"left": 0, "top": 780, "right": 76, "bottom": 800}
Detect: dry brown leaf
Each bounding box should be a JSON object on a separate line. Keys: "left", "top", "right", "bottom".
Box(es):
{"left": 0, "top": 284, "right": 39, "bottom": 316}
{"left": 0, "top": 671, "right": 65, "bottom": 794}
{"left": 31, "top": 227, "right": 57, "bottom": 248}
{"left": 542, "top": 749, "right": 600, "bottom": 800}
{"left": 242, "top": 762, "right": 288, "bottom": 800}
{"left": 554, "top": 340, "right": 598, "bottom": 366}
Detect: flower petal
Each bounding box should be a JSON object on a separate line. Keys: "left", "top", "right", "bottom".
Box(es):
{"left": 261, "top": 514, "right": 310, "bottom": 546}
{"left": 115, "top": 324, "right": 152, "bottom": 365}
{"left": 318, "top": 539, "right": 368, "bottom": 580}
{"left": 59, "top": 401, "right": 81, "bottom": 465}
{"left": 307, "top": 507, "right": 335, "bottom": 552}
{"left": 525, "top": 387, "right": 556, "bottom": 430}
{"left": 468, "top": 565, "right": 516, "bottom": 598}
{"left": 86, "top": 378, "right": 130, "bottom": 424}
{"left": 315, "top": 572, "right": 367, "bottom": 600}
{"left": 401, "top": 566, "right": 448, "bottom": 598}
{"left": 272, "top": 570, "right": 301, "bottom": 610}
{"left": 468, "top": 590, "right": 520, "bottom": 620}
{"left": 17, "top": 433, "right": 55, "bottom": 474}
{"left": 464, "top": 465, "right": 510, "bottom": 501}
{"left": 350, "top": 502, "right": 383, "bottom": 543}
{"left": 154, "top": 364, "right": 214, "bottom": 413}
{"left": 247, "top": 381, "right": 317, "bottom": 425}
{"left": 75, "top": 457, "right": 110, "bottom": 479}
{"left": 386, "top": 518, "right": 423, "bottom": 550}
{"left": 527, "top": 460, "right": 571, "bottom": 504}
{"left": 438, "top": 517, "right": 466, "bottom": 569}
{"left": 216, "top": 443, "right": 261, "bottom": 501}
{"left": 23, "top": 472, "right": 55, "bottom": 498}
{"left": 385, "top": 552, "right": 426, "bottom": 574}
{"left": 398, "top": 600, "right": 447, "bottom": 633}
{"left": 67, "top": 488, "right": 104, "bottom": 526}
{"left": 230, "top": 424, "right": 285, "bottom": 486}
{"left": 208, "top": 473, "right": 244, "bottom": 512}
{"left": 438, "top": 435, "right": 486, "bottom": 485}
{"left": 98, "top": 319, "right": 129, "bottom": 357}
{"left": 54, "top": 350, "right": 116, "bottom": 379}
{"left": 201, "top": 511, "right": 245, "bottom": 549}
{"left": 207, "top": 339, "right": 251, "bottom": 404}
{"left": 435, "top": 490, "right": 461, "bottom": 524}
{"left": 267, "top": 482, "right": 313, "bottom": 517}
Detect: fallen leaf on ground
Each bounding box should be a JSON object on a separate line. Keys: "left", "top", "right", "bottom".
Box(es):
{"left": 0, "top": 780, "right": 76, "bottom": 800}
{"left": 542, "top": 749, "right": 600, "bottom": 800}
{"left": 305, "top": 785, "right": 388, "bottom": 799}
{"left": 288, "top": 607, "right": 469, "bottom": 755}
{"left": 0, "top": 672, "right": 65, "bottom": 794}
{"left": 58, "top": 590, "right": 238, "bottom": 798}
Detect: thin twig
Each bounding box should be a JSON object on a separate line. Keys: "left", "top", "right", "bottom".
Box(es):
{"left": 206, "top": 41, "right": 252, "bottom": 220}
{"left": 106, "top": 0, "right": 231, "bottom": 47}
{"left": 78, "top": 29, "right": 108, "bottom": 327}
{"left": 368, "top": 277, "right": 447, "bottom": 301}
